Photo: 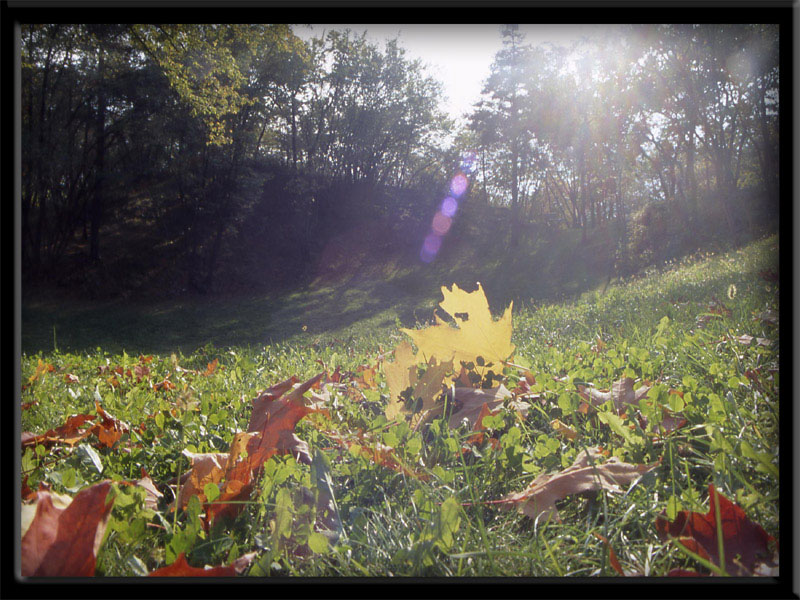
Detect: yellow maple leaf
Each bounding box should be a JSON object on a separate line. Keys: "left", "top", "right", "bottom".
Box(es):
{"left": 401, "top": 283, "right": 514, "bottom": 369}
{"left": 383, "top": 341, "right": 418, "bottom": 421}
{"left": 383, "top": 340, "right": 451, "bottom": 422}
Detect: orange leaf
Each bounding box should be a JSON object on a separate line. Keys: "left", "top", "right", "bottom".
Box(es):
{"left": 203, "top": 358, "right": 219, "bottom": 376}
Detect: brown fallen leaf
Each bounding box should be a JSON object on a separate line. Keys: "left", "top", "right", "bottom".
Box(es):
{"left": 28, "top": 358, "right": 55, "bottom": 384}
{"left": 324, "top": 428, "right": 429, "bottom": 480}
{"left": 21, "top": 481, "right": 115, "bottom": 577}
{"left": 134, "top": 469, "right": 163, "bottom": 511}
{"left": 173, "top": 451, "right": 228, "bottom": 510}
{"left": 202, "top": 358, "right": 219, "bottom": 376}
{"left": 656, "top": 484, "right": 778, "bottom": 576}
{"left": 732, "top": 334, "right": 772, "bottom": 347}
{"left": 578, "top": 378, "right": 652, "bottom": 414}
{"left": 550, "top": 418, "right": 578, "bottom": 441}
{"left": 91, "top": 401, "right": 129, "bottom": 448}
{"left": 498, "top": 447, "right": 658, "bottom": 523}
{"left": 448, "top": 385, "right": 511, "bottom": 429}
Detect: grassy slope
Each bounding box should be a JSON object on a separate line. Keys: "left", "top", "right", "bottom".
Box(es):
{"left": 21, "top": 212, "right": 620, "bottom": 356}
{"left": 20, "top": 235, "right": 780, "bottom": 577}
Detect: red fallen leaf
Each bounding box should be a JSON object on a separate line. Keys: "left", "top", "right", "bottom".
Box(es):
{"left": 328, "top": 366, "right": 344, "bottom": 384}
{"left": 64, "top": 373, "right": 80, "bottom": 384}
{"left": 133, "top": 364, "right": 150, "bottom": 382}
{"left": 147, "top": 551, "right": 257, "bottom": 577}
{"left": 179, "top": 374, "right": 323, "bottom": 525}
{"left": 21, "top": 401, "right": 39, "bottom": 411}
{"left": 21, "top": 413, "right": 97, "bottom": 450}
{"left": 655, "top": 484, "right": 779, "bottom": 576}
{"left": 245, "top": 373, "right": 323, "bottom": 466}
{"left": 21, "top": 481, "right": 115, "bottom": 576}
{"left": 464, "top": 402, "right": 496, "bottom": 447}
{"left": 511, "top": 370, "right": 540, "bottom": 400}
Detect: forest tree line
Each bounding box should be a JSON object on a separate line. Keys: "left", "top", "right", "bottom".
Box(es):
{"left": 21, "top": 24, "right": 779, "bottom": 296}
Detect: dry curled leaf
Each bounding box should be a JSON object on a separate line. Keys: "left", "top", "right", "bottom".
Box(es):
{"left": 499, "top": 447, "right": 658, "bottom": 523}
{"left": 578, "top": 378, "right": 652, "bottom": 414}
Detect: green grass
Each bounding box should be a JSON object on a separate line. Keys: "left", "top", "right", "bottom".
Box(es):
{"left": 19, "top": 235, "right": 780, "bottom": 577}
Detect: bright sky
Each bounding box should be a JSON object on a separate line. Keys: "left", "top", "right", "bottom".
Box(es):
{"left": 296, "top": 24, "right": 608, "bottom": 124}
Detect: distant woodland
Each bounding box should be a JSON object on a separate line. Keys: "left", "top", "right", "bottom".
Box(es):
{"left": 21, "top": 24, "right": 779, "bottom": 298}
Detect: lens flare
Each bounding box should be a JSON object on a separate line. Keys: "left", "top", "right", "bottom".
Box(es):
{"left": 420, "top": 233, "right": 443, "bottom": 263}
{"left": 441, "top": 196, "right": 458, "bottom": 218}
{"left": 431, "top": 212, "right": 452, "bottom": 235}
{"left": 420, "top": 161, "right": 474, "bottom": 263}
{"left": 450, "top": 173, "right": 468, "bottom": 198}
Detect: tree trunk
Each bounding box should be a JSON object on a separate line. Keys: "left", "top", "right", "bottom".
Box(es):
{"left": 89, "top": 47, "right": 105, "bottom": 262}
